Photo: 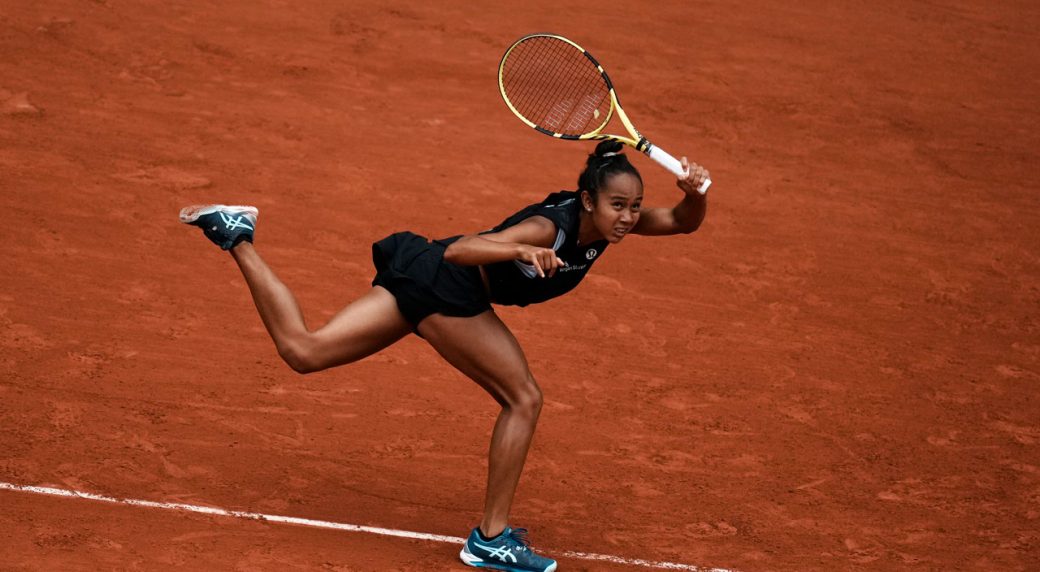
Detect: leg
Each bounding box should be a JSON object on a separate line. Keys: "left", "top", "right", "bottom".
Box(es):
{"left": 417, "top": 311, "right": 543, "bottom": 538}
{"left": 230, "top": 242, "right": 412, "bottom": 373}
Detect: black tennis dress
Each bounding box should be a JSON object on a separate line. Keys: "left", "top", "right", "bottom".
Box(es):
{"left": 371, "top": 191, "right": 609, "bottom": 326}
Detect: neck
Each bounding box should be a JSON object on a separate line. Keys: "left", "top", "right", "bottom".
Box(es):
{"left": 577, "top": 210, "right": 602, "bottom": 245}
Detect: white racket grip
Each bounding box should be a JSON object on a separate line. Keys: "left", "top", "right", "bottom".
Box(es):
{"left": 647, "top": 145, "right": 712, "bottom": 194}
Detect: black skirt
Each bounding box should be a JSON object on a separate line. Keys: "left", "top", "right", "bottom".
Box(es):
{"left": 371, "top": 231, "right": 491, "bottom": 327}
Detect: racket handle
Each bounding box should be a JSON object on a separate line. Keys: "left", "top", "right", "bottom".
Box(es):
{"left": 647, "top": 145, "right": 712, "bottom": 194}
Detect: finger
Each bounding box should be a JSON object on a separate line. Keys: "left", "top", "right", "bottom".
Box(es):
{"left": 532, "top": 258, "right": 544, "bottom": 278}
{"left": 543, "top": 252, "right": 557, "bottom": 276}
{"left": 695, "top": 167, "right": 711, "bottom": 194}
{"left": 681, "top": 156, "right": 690, "bottom": 178}
{"left": 547, "top": 254, "right": 562, "bottom": 277}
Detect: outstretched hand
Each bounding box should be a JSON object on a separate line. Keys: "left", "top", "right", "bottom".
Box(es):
{"left": 676, "top": 157, "right": 710, "bottom": 196}
{"left": 516, "top": 244, "right": 565, "bottom": 278}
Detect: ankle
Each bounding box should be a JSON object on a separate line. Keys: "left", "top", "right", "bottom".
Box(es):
{"left": 230, "top": 239, "right": 252, "bottom": 254}
{"left": 479, "top": 525, "right": 505, "bottom": 540}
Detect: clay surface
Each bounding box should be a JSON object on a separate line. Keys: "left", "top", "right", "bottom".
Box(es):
{"left": 1, "top": 1, "right": 1037, "bottom": 570}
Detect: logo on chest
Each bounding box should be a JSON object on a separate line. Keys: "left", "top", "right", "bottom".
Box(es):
{"left": 585, "top": 248, "right": 598, "bottom": 260}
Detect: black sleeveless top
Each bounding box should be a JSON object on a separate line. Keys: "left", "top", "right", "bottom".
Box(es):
{"left": 481, "top": 191, "right": 610, "bottom": 307}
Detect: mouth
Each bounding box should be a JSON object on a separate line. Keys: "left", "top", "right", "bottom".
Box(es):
{"left": 612, "top": 227, "right": 629, "bottom": 239}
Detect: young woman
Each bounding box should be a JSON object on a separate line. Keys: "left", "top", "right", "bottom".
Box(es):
{"left": 179, "top": 140, "right": 710, "bottom": 572}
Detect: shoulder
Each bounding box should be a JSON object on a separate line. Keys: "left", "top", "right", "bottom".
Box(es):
{"left": 538, "top": 190, "right": 580, "bottom": 214}
{"left": 540, "top": 190, "right": 580, "bottom": 207}
{"left": 533, "top": 191, "right": 580, "bottom": 230}
{"left": 486, "top": 191, "right": 579, "bottom": 239}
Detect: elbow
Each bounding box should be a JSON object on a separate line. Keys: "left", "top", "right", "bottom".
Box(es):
{"left": 680, "top": 212, "right": 706, "bottom": 234}
{"left": 443, "top": 240, "right": 464, "bottom": 264}
{"left": 678, "top": 220, "right": 702, "bottom": 234}
{"left": 443, "top": 246, "right": 459, "bottom": 264}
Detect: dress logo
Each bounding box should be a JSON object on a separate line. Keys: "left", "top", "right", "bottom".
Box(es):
{"left": 585, "top": 248, "right": 598, "bottom": 260}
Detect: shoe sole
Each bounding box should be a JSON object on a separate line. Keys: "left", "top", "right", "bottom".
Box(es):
{"left": 179, "top": 204, "right": 258, "bottom": 224}
{"left": 459, "top": 547, "right": 557, "bottom": 572}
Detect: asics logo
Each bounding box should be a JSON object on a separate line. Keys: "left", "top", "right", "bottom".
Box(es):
{"left": 220, "top": 212, "right": 254, "bottom": 231}
{"left": 473, "top": 542, "right": 517, "bottom": 563}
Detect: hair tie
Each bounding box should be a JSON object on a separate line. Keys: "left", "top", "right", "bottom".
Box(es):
{"left": 600, "top": 151, "right": 620, "bottom": 158}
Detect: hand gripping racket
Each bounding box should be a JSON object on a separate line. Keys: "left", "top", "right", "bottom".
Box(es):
{"left": 498, "top": 33, "right": 711, "bottom": 194}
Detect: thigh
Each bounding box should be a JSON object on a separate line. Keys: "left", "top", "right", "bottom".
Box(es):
{"left": 307, "top": 286, "right": 413, "bottom": 369}
{"left": 417, "top": 311, "right": 538, "bottom": 404}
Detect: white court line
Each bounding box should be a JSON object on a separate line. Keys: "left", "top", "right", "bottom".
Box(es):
{"left": 1, "top": 481, "right": 735, "bottom": 571}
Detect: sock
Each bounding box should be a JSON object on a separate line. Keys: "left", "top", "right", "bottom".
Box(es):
{"left": 477, "top": 528, "right": 502, "bottom": 542}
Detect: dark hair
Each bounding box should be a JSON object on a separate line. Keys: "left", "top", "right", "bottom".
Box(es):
{"left": 576, "top": 140, "right": 642, "bottom": 200}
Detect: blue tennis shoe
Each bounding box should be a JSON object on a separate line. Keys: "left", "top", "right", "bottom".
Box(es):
{"left": 459, "top": 526, "right": 557, "bottom": 572}
{"left": 179, "top": 204, "right": 258, "bottom": 250}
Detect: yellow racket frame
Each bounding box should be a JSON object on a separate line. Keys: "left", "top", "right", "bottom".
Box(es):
{"left": 498, "top": 34, "right": 640, "bottom": 146}
{"left": 498, "top": 33, "right": 710, "bottom": 193}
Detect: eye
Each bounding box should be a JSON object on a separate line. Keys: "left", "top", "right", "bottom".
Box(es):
{"left": 612, "top": 202, "right": 624, "bottom": 210}
{"left": 632, "top": 203, "right": 642, "bottom": 212}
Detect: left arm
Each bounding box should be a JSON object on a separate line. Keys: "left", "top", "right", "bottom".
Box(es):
{"left": 632, "top": 157, "right": 710, "bottom": 236}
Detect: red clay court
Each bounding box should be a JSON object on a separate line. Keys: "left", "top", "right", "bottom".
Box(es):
{"left": 1, "top": 1, "right": 1037, "bottom": 570}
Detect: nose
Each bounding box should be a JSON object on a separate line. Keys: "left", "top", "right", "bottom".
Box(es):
{"left": 620, "top": 209, "right": 634, "bottom": 224}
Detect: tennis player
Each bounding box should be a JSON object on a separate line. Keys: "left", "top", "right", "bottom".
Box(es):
{"left": 180, "top": 140, "right": 710, "bottom": 572}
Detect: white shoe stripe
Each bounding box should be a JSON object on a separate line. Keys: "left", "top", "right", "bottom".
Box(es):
{"left": 472, "top": 540, "right": 519, "bottom": 563}
{"left": 219, "top": 211, "right": 254, "bottom": 231}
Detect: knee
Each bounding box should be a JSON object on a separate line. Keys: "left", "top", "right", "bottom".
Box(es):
{"left": 507, "top": 377, "right": 543, "bottom": 420}
{"left": 277, "top": 337, "right": 324, "bottom": 374}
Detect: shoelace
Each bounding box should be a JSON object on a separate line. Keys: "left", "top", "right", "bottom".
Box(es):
{"left": 508, "top": 528, "right": 530, "bottom": 551}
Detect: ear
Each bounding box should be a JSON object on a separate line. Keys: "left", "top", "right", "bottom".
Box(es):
{"left": 580, "top": 190, "right": 594, "bottom": 212}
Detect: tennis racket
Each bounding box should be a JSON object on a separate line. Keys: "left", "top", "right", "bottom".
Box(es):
{"left": 498, "top": 33, "right": 711, "bottom": 194}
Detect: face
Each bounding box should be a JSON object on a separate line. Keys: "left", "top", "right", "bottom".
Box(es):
{"left": 583, "top": 172, "right": 643, "bottom": 243}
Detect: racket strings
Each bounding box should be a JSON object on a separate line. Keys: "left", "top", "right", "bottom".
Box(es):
{"left": 501, "top": 37, "right": 611, "bottom": 136}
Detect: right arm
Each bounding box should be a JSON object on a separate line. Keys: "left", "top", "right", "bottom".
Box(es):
{"left": 443, "top": 216, "right": 565, "bottom": 278}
